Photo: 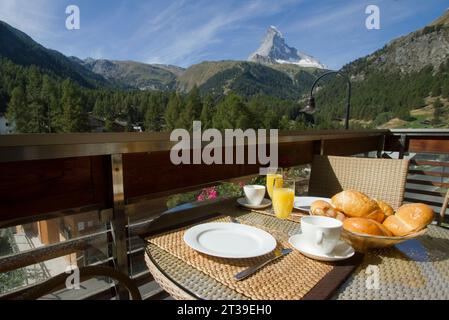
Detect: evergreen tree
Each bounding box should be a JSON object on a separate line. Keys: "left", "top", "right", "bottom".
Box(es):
{"left": 396, "top": 106, "right": 411, "bottom": 121}
{"left": 125, "top": 104, "right": 137, "bottom": 132}
{"left": 262, "top": 108, "right": 278, "bottom": 129}
{"left": 278, "top": 115, "right": 291, "bottom": 130}
{"left": 144, "top": 95, "right": 162, "bottom": 132}
{"left": 93, "top": 99, "right": 107, "bottom": 118}
{"left": 179, "top": 86, "right": 202, "bottom": 130}
{"left": 6, "top": 85, "right": 29, "bottom": 133}
{"left": 60, "top": 79, "right": 88, "bottom": 132}
{"left": 200, "top": 94, "right": 214, "bottom": 129}
{"left": 432, "top": 98, "right": 443, "bottom": 125}
{"left": 144, "top": 106, "right": 158, "bottom": 131}
{"left": 431, "top": 83, "right": 442, "bottom": 97}
{"left": 442, "top": 82, "right": 449, "bottom": 99}
{"left": 164, "top": 93, "right": 182, "bottom": 131}
{"left": 41, "top": 75, "right": 61, "bottom": 132}
{"left": 26, "top": 67, "right": 45, "bottom": 132}
{"left": 212, "top": 94, "right": 250, "bottom": 130}
{"left": 104, "top": 117, "right": 114, "bottom": 132}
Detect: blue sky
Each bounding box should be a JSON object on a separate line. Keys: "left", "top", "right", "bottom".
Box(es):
{"left": 0, "top": 0, "right": 448, "bottom": 69}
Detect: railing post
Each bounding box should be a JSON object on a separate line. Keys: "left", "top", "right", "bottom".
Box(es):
{"left": 318, "top": 139, "right": 324, "bottom": 156}
{"left": 377, "top": 134, "right": 386, "bottom": 158}
{"left": 110, "top": 154, "right": 130, "bottom": 300}
{"left": 398, "top": 134, "right": 407, "bottom": 159}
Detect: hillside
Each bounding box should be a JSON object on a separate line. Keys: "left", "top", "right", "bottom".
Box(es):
{"left": 79, "top": 58, "right": 185, "bottom": 90}
{"left": 0, "top": 21, "right": 108, "bottom": 88}
{"left": 178, "top": 60, "right": 324, "bottom": 99}
{"left": 378, "top": 97, "right": 449, "bottom": 129}
{"left": 313, "top": 10, "right": 449, "bottom": 128}
{"left": 176, "top": 60, "right": 241, "bottom": 91}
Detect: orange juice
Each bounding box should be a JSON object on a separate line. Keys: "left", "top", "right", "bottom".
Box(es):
{"left": 266, "top": 174, "right": 283, "bottom": 199}
{"left": 272, "top": 187, "right": 294, "bottom": 219}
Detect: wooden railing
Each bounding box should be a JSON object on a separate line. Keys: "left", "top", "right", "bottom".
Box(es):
{"left": 387, "top": 129, "right": 449, "bottom": 214}
{"left": 0, "top": 128, "right": 448, "bottom": 299}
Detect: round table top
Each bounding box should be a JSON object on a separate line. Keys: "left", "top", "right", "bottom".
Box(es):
{"left": 145, "top": 209, "right": 449, "bottom": 300}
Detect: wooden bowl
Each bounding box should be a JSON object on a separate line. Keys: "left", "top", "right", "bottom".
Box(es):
{"left": 341, "top": 228, "right": 427, "bottom": 252}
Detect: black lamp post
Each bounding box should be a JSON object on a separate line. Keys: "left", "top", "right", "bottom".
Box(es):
{"left": 301, "top": 71, "right": 352, "bottom": 130}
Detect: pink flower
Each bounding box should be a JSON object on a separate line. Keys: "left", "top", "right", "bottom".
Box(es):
{"left": 197, "top": 187, "right": 218, "bottom": 202}
{"left": 208, "top": 190, "right": 218, "bottom": 199}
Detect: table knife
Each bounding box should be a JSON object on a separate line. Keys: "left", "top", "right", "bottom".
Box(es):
{"left": 234, "top": 248, "right": 292, "bottom": 281}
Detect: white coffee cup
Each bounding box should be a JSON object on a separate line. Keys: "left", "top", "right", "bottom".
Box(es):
{"left": 300, "top": 216, "right": 342, "bottom": 255}
{"left": 243, "top": 185, "right": 266, "bottom": 205}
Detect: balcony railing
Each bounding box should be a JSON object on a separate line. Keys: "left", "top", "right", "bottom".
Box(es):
{"left": 0, "top": 128, "right": 448, "bottom": 299}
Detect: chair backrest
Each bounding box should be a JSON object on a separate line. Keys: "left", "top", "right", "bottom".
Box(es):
{"left": 308, "top": 155, "right": 409, "bottom": 209}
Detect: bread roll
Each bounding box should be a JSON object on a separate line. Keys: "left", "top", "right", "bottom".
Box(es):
{"left": 383, "top": 203, "right": 434, "bottom": 236}
{"left": 310, "top": 200, "right": 346, "bottom": 222}
{"left": 331, "top": 190, "right": 385, "bottom": 223}
{"left": 375, "top": 199, "right": 394, "bottom": 218}
{"left": 343, "top": 217, "right": 392, "bottom": 236}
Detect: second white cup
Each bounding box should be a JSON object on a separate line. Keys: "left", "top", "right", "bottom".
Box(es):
{"left": 243, "top": 185, "right": 266, "bottom": 205}
{"left": 300, "top": 216, "right": 342, "bottom": 255}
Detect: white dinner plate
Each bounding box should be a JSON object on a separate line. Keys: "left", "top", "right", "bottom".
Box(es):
{"left": 288, "top": 234, "right": 355, "bottom": 262}
{"left": 237, "top": 197, "right": 272, "bottom": 209}
{"left": 183, "top": 222, "right": 277, "bottom": 258}
{"left": 293, "top": 196, "right": 331, "bottom": 212}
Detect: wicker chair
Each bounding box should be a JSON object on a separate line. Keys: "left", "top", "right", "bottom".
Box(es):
{"left": 308, "top": 155, "right": 409, "bottom": 209}
{"left": 439, "top": 189, "right": 449, "bottom": 225}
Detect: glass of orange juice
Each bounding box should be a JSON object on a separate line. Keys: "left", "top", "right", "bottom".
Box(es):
{"left": 272, "top": 178, "right": 295, "bottom": 220}
{"left": 266, "top": 168, "right": 283, "bottom": 199}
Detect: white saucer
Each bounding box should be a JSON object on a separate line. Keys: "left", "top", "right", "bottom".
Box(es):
{"left": 237, "top": 197, "right": 272, "bottom": 209}
{"left": 293, "top": 196, "right": 331, "bottom": 212}
{"left": 288, "top": 234, "right": 355, "bottom": 262}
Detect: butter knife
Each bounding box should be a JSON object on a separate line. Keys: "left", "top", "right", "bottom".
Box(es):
{"left": 234, "top": 248, "right": 292, "bottom": 281}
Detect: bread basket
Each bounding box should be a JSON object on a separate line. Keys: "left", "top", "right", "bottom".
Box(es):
{"left": 341, "top": 228, "right": 427, "bottom": 252}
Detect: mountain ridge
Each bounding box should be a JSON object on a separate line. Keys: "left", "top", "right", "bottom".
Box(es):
{"left": 0, "top": 20, "right": 108, "bottom": 88}
{"left": 429, "top": 9, "right": 449, "bottom": 26}
{"left": 78, "top": 58, "right": 185, "bottom": 90}
{"left": 343, "top": 19, "right": 449, "bottom": 76}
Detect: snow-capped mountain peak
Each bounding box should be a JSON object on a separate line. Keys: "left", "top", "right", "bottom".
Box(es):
{"left": 248, "top": 26, "right": 326, "bottom": 69}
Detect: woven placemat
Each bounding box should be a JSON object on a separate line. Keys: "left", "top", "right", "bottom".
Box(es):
{"left": 147, "top": 216, "right": 333, "bottom": 300}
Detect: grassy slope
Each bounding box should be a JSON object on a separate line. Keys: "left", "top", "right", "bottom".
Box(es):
{"left": 378, "top": 97, "right": 449, "bottom": 129}
{"left": 176, "top": 61, "right": 241, "bottom": 91}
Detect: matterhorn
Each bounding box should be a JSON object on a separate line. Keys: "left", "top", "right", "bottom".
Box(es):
{"left": 248, "top": 26, "right": 326, "bottom": 69}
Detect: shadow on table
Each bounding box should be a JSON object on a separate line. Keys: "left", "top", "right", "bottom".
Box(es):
{"left": 360, "top": 235, "right": 449, "bottom": 265}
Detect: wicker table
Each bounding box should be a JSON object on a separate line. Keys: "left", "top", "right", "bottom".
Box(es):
{"left": 144, "top": 207, "right": 449, "bottom": 300}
